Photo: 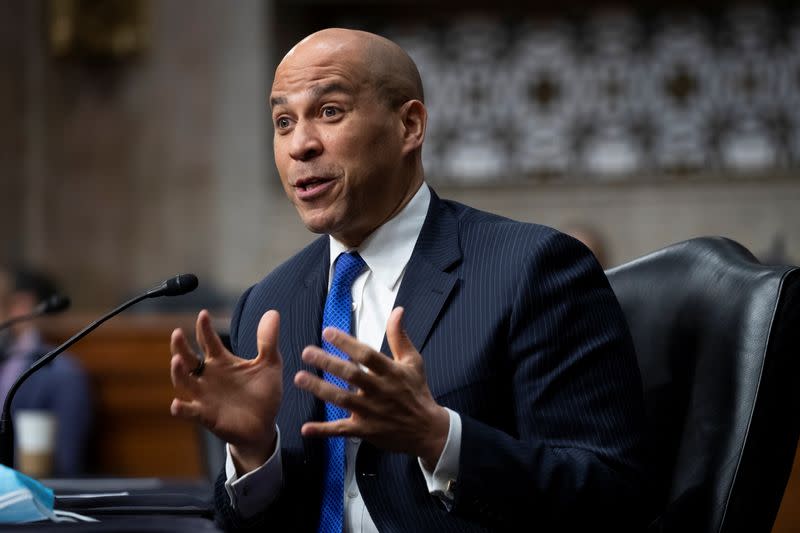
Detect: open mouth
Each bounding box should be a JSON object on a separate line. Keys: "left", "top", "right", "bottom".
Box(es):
{"left": 293, "top": 176, "right": 337, "bottom": 200}
{"left": 295, "top": 177, "right": 333, "bottom": 191}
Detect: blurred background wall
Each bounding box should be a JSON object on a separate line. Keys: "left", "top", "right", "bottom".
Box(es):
{"left": 1, "top": 0, "right": 798, "bottom": 311}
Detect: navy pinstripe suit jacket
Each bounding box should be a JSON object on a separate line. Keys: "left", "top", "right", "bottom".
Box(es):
{"left": 215, "top": 190, "right": 646, "bottom": 532}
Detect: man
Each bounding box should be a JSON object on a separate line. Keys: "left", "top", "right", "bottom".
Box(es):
{"left": 169, "top": 28, "right": 645, "bottom": 532}
{"left": 0, "top": 267, "right": 92, "bottom": 476}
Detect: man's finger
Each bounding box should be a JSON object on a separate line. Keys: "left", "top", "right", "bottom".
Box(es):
{"left": 385, "top": 307, "right": 416, "bottom": 362}
{"left": 301, "top": 418, "right": 355, "bottom": 438}
{"left": 256, "top": 310, "right": 281, "bottom": 366}
{"left": 170, "top": 350, "right": 202, "bottom": 394}
{"left": 196, "top": 309, "right": 227, "bottom": 360}
{"left": 301, "top": 346, "right": 379, "bottom": 393}
{"left": 322, "top": 327, "right": 392, "bottom": 376}
{"left": 170, "top": 397, "right": 202, "bottom": 421}
{"left": 171, "top": 329, "right": 203, "bottom": 387}
{"left": 171, "top": 327, "right": 196, "bottom": 360}
{"left": 294, "top": 370, "right": 364, "bottom": 411}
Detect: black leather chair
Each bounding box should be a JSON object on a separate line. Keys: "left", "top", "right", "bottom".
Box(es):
{"left": 606, "top": 236, "right": 800, "bottom": 533}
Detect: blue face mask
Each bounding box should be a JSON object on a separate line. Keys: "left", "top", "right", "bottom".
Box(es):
{"left": 0, "top": 464, "right": 56, "bottom": 523}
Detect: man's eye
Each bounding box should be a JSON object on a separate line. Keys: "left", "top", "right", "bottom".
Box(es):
{"left": 276, "top": 117, "right": 290, "bottom": 128}
{"left": 322, "top": 107, "right": 339, "bottom": 118}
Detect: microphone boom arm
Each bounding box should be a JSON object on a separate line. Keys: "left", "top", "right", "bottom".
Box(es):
{"left": 0, "top": 273, "right": 197, "bottom": 468}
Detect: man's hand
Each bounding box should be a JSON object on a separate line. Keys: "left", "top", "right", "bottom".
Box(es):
{"left": 170, "top": 309, "right": 283, "bottom": 474}
{"left": 294, "top": 307, "right": 450, "bottom": 469}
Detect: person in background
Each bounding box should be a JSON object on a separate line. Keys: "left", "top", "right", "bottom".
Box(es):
{"left": 0, "top": 266, "right": 92, "bottom": 476}
{"left": 562, "top": 221, "right": 611, "bottom": 269}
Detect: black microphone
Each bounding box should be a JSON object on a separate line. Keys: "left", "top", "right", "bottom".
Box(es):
{"left": 145, "top": 273, "right": 199, "bottom": 298}
{"left": 0, "top": 294, "right": 71, "bottom": 332}
{"left": 0, "top": 273, "right": 199, "bottom": 469}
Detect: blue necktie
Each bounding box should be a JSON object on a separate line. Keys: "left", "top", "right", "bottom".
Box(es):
{"left": 318, "top": 251, "right": 367, "bottom": 533}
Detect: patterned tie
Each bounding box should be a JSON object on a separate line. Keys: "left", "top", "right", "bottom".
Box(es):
{"left": 318, "top": 251, "right": 367, "bottom": 533}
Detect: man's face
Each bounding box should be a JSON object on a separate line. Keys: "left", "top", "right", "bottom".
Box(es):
{"left": 270, "top": 40, "right": 412, "bottom": 246}
{"left": 0, "top": 283, "right": 35, "bottom": 339}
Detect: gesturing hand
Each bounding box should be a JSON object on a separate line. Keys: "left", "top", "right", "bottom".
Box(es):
{"left": 170, "top": 309, "right": 283, "bottom": 473}
{"left": 293, "top": 306, "right": 450, "bottom": 469}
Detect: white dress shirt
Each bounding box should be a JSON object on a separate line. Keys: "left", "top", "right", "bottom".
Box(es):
{"left": 224, "top": 183, "right": 462, "bottom": 531}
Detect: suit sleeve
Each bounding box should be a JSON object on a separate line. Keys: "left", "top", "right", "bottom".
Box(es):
{"left": 451, "top": 232, "right": 646, "bottom": 531}
{"left": 214, "top": 285, "right": 273, "bottom": 531}
{"left": 213, "top": 285, "right": 308, "bottom": 532}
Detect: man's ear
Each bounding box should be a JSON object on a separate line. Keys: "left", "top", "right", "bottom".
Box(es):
{"left": 399, "top": 100, "right": 426, "bottom": 156}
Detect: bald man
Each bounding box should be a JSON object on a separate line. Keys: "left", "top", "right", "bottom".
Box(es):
{"left": 170, "top": 29, "right": 646, "bottom": 532}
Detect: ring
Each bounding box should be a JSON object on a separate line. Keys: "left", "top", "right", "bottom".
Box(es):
{"left": 190, "top": 358, "right": 206, "bottom": 377}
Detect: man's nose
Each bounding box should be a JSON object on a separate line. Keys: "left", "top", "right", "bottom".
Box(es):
{"left": 289, "top": 120, "right": 323, "bottom": 161}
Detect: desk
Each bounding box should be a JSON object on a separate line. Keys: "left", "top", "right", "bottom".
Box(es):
{"left": 5, "top": 478, "right": 219, "bottom": 531}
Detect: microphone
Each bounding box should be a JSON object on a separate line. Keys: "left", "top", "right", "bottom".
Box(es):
{"left": 0, "top": 294, "right": 71, "bottom": 332}
{"left": 0, "top": 273, "right": 199, "bottom": 469}
{"left": 145, "top": 273, "right": 199, "bottom": 298}
{"left": 36, "top": 294, "right": 71, "bottom": 314}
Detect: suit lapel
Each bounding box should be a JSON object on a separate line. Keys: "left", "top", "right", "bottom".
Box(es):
{"left": 364, "top": 191, "right": 462, "bottom": 526}
{"left": 287, "top": 243, "right": 328, "bottom": 366}
{"left": 381, "top": 190, "right": 461, "bottom": 355}
{"left": 283, "top": 194, "right": 462, "bottom": 415}
{"left": 283, "top": 239, "right": 329, "bottom": 425}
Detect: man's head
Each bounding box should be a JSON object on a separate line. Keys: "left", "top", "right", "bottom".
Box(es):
{"left": 0, "top": 267, "right": 59, "bottom": 336}
{"left": 271, "top": 28, "right": 427, "bottom": 247}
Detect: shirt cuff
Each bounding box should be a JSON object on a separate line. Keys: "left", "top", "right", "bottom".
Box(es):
{"left": 417, "top": 408, "right": 461, "bottom": 510}
{"left": 224, "top": 426, "right": 283, "bottom": 519}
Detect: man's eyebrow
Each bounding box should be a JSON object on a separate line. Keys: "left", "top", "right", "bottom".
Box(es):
{"left": 270, "top": 95, "right": 287, "bottom": 108}
{"left": 310, "top": 82, "right": 351, "bottom": 99}
{"left": 270, "top": 83, "right": 352, "bottom": 109}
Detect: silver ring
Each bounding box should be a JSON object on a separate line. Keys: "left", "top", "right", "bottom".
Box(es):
{"left": 190, "top": 358, "right": 206, "bottom": 377}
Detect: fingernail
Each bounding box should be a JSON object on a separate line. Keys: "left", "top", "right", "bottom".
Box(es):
{"left": 322, "top": 328, "right": 335, "bottom": 341}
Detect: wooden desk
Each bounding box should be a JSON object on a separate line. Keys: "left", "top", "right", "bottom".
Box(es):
{"left": 41, "top": 313, "right": 220, "bottom": 478}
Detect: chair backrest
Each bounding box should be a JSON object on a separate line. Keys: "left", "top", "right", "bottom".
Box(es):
{"left": 606, "top": 236, "right": 800, "bottom": 533}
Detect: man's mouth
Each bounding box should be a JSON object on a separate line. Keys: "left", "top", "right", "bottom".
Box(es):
{"left": 293, "top": 176, "right": 337, "bottom": 200}
{"left": 294, "top": 177, "right": 334, "bottom": 191}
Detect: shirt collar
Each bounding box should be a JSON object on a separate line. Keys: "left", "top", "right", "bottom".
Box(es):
{"left": 329, "top": 182, "right": 431, "bottom": 290}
